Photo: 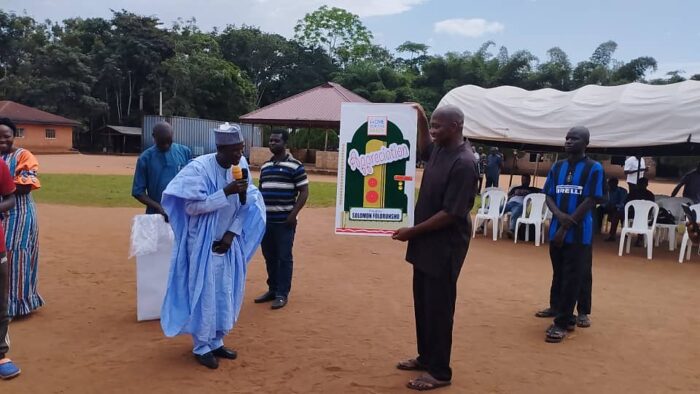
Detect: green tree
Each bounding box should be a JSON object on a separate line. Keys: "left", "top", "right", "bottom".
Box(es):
{"left": 293, "top": 6, "right": 373, "bottom": 64}
{"left": 219, "top": 25, "right": 338, "bottom": 107}
{"left": 161, "top": 26, "right": 255, "bottom": 119}
{"left": 535, "top": 47, "right": 572, "bottom": 90}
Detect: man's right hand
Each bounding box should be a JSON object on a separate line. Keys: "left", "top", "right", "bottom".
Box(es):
{"left": 224, "top": 179, "right": 248, "bottom": 196}
{"left": 556, "top": 213, "right": 577, "bottom": 229}
{"left": 156, "top": 205, "right": 169, "bottom": 223}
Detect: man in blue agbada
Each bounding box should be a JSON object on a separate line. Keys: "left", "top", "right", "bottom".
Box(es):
{"left": 160, "top": 123, "right": 266, "bottom": 369}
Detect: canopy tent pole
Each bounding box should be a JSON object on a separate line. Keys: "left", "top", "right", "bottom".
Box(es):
{"left": 533, "top": 153, "right": 541, "bottom": 188}
{"left": 324, "top": 129, "right": 329, "bottom": 151}
{"left": 636, "top": 155, "right": 642, "bottom": 184}
{"left": 508, "top": 151, "right": 516, "bottom": 188}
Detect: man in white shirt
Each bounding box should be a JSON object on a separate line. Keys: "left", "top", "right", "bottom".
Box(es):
{"left": 624, "top": 156, "right": 646, "bottom": 191}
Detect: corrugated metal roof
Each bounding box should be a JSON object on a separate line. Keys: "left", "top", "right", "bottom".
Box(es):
{"left": 142, "top": 115, "right": 262, "bottom": 157}
{"left": 239, "top": 82, "right": 369, "bottom": 128}
{"left": 0, "top": 101, "right": 81, "bottom": 126}
{"left": 104, "top": 125, "right": 141, "bottom": 136}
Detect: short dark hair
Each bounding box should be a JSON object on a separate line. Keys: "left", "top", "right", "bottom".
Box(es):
{"left": 271, "top": 128, "right": 289, "bottom": 142}
{"left": 0, "top": 117, "right": 17, "bottom": 136}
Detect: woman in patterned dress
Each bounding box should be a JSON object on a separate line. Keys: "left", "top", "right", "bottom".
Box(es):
{"left": 0, "top": 119, "right": 43, "bottom": 317}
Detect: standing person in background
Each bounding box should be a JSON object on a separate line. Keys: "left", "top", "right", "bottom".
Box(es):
{"left": 538, "top": 126, "right": 604, "bottom": 343}
{"left": 671, "top": 162, "right": 700, "bottom": 204}
{"left": 478, "top": 147, "right": 487, "bottom": 192}
{"left": 0, "top": 156, "right": 17, "bottom": 379}
{"left": 132, "top": 122, "right": 192, "bottom": 221}
{"left": 484, "top": 147, "right": 503, "bottom": 188}
{"left": 624, "top": 156, "right": 646, "bottom": 192}
{"left": 0, "top": 118, "right": 42, "bottom": 318}
{"left": 254, "top": 129, "right": 309, "bottom": 310}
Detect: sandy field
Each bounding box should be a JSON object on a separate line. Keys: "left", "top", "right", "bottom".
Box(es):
{"left": 3, "top": 154, "right": 696, "bottom": 393}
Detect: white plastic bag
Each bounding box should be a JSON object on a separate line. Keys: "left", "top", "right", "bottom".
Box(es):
{"left": 130, "top": 214, "right": 174, "bottom": 321}
{"left": 129, "top": 214, "right": 174, "bottom": 258}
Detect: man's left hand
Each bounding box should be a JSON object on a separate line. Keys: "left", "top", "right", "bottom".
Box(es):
{"left": 392, "top": 227, "right": 414, "bottom": 242}
{"left": 552, "top": 227, "right": 567, "bottom": 247}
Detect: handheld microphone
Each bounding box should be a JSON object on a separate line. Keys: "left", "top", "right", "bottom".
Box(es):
{"left": 232, "top": 166, "right": 248, "bottom": 205}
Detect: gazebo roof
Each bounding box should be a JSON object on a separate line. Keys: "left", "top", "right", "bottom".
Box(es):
{"left": 239, "top": 82, "right": 369, "bottom": 129}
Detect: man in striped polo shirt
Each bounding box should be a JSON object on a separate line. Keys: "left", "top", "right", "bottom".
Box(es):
{"left": 255, "top": 129, "right": 309, "bottom": 309}
{"left": 541, "top": 126, "right": 604, "bottom": 343}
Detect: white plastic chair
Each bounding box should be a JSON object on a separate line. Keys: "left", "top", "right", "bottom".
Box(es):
{"left": 477, "top": 187, "right": 502, "bottom": 214}
{"left": 473, "top": 189, "right": 507, "bottom": 241}
{"left": 514, "top": 193, "right": 548, "bottom": 246}
{"left": 654, "top": 197, "right": 692, "bottom": 251}
{"left": 618, "top": 200, "right": 659, "bottom": 260}
{"left": 678, "top": 204, "right": 700, "bottom": 263}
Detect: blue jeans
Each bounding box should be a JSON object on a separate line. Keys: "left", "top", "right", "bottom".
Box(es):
{"left": 504, "top": 201, "right": 524, "bottom": 231}
{"left": 261, "top": 222, "right": 297, "bottom": 298}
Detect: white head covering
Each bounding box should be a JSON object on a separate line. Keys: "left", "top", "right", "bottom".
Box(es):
{"left": 214, "top": 122, "right": 243, "bottom": 145}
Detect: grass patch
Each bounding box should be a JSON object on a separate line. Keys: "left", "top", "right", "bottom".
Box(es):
{"left": 34, "top": 174, "right": 339, "bottom": 208}
{"left": 34, "top": 174, "right": 480, "bottom": 211}
{"left": 35, "top": 174, "right": 142, "bottom": 208}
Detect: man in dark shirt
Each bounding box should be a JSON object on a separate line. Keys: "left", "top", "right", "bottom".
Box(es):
{"left": 539, "top": 126, "right": 604, "bottom": 343}
{"left": 626, "top": 177, "right": 655, "bottom": 204}
{"left": 392, "top": 104, "right": 478, "bottom": 391}
{"left": 671, "top": 162, "right": 700, "bottom": 204}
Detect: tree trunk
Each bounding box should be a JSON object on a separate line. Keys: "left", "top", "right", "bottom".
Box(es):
{"left": 126, "top": 71, "right": 133, "bottom": 118}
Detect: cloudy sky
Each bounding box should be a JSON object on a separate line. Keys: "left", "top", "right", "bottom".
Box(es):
{"left": 5, "top": 0, "right": 698, "bottom": 79}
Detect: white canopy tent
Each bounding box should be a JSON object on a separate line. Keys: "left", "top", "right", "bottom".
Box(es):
{"left": 437, "top": 81, "right": 700, "bottom": 156}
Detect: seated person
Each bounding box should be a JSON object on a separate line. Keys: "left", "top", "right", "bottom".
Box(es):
{"left": 597, "top": 178, "right": 628, "bottom": 242}
{"left": 504, "top": 174, "right": 541, "bottom": 238}
{"left": 624, "top": 177, "right": 655, "bottom": 246}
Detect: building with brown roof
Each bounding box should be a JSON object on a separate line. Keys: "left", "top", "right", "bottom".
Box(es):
{"left": 0, "top": 101, "right": 80, "bottom": 153}
{"left": 239, "top": 82, "right": 370, "bottom": 170}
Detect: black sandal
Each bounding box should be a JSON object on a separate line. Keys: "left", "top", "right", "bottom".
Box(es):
{"left": 545, "top": 325, "right": 568, "bottom": 343}
{"left": 535, "top": 308, "right": 556, "bottom": 318}
{"left": 397, "top": 358, "right": 427, "bottom": 371}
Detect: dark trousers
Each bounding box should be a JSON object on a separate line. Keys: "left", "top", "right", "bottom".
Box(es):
{"left": 413, "top": 267, "right": 458, "bottom": 382}
{"left": 485, "top": 175, "right": 499, "bottom": 188}
{"left": 0, "top": 253, "right": 9, "bottom": 358}
{"left": 548, "top": 244, "right": 592, "bottom": 328}
{"left": 261, "top": 222, "right": 296, "bottom": 298}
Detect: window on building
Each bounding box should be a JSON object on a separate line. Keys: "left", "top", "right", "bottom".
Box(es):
{"left": 16, "top": 128, "right": 24, "bottom": 138}
{"left": 45, "top": 128, "right": 56, "bottom": 139}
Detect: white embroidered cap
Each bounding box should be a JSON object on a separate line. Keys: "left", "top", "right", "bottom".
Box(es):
{"left": 214, "top": 122, "right": 243, "bottom": 145}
